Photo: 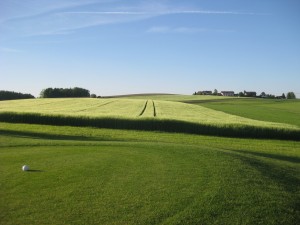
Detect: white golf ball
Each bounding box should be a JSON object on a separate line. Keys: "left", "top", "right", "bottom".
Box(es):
{"left": 22, "top": 165, "right": 29, "bottom": 171}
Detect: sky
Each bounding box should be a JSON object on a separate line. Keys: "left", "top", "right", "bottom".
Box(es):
{"left": 0, "top": 0, "right": 300, "bottom": 97}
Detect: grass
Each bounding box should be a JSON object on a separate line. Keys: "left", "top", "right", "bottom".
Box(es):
{"left": 0, "top": 98, "right": 146, "bottom": 118}
{"left": 122, "top": 95, "right": 300, "bottom": 127}
{"left": 0, "top": 98, "right": 299, "bottom": 140}
{"left": 189, "top": 98, "right": 300, "bottom": 127}
{"left": 0, "top": 111, "right": 299, "bottom": 140}
{"left": 0, "top": 122, "right": 299, "bottom": 225}
{"left": 1, "top": 95, "right": 299, "bottom": 224}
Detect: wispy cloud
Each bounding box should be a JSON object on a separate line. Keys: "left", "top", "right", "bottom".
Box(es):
{"left": 147, "top": 26, "right": 235, "bottom": 34}
{"left": 62, "top": 11, "right": 149, "bottom": 15}
{"left": 62, "top": 10, "right": 263, "bottom": 16}
{"left": 0, "top": 0, "right": 100, "bottom": 24}
{"left": 0, "top": 0, "right": 265, "bottom": 38}
{"left": 28, "top": 9, "right": 257, "bottom": 36}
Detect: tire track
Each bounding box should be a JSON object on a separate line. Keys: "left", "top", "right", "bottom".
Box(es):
{"left": 139, "top": 100, "right": 148, "bottom": 116}
{"left": 152, "top": 100, "right": 156, "bottom": 117}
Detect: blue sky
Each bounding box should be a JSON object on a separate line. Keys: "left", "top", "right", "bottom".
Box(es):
{"left": 1, "top": 0, "right": 299, "bottom": 97}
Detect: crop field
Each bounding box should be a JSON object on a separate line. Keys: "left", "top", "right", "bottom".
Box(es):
{"left": 112, "top": 94, "right": 300, "bottom": 126}
{"left": 1, "top": 122, "right": 299, "bottom": 225}
{"left": 0, "top": 98, "right": 299, "bottom": 140}
{"left": 0, "top": 98, "right": 146, "bottom": 118}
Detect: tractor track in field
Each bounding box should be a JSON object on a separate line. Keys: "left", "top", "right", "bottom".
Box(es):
{"left": 139, "top": 100, "right": 148, "bottom": 116}
{"left": 139, "top": 100, "right": 157, "bottom": 117}
{"left": 152, "top": 100, "right": 156, "bottom": 117}
{"left": 74, "top": 100, "right": 118, "bottom": 112}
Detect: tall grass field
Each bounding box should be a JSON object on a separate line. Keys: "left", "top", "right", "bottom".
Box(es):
{"left": 0, "top": 95, "right": 299, "bottom": 224}
{"left": 0, "top": 98, "right": 299, "bottom": 140}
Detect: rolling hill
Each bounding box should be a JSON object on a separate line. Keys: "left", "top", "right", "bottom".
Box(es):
{"left": 0, "top": 97, "right": 299, "bottom": 140}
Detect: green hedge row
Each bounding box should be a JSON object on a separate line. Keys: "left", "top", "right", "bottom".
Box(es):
{"left": 0, "top": 112, "right": 299, "bottom": 140}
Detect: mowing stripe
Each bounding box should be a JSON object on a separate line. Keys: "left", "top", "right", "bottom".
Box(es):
{"left": 139, "top": 100, "right": 148, "bottom": 116}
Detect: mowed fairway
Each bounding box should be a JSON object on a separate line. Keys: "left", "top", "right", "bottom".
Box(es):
{"left": 0, "top": 122, "right": 299, "bottom": 225}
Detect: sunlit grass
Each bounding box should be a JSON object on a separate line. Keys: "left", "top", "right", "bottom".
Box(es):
{"left": 1, "top": 122, "right": 299, "bottom": 225}
{"left": 154, "top": 100, "right": 298, "bottom": 129}
{"left": 0, "top": 98, "right": 297, "bottom": 130}
{"left": 192, "top": 98, "right": 300, "bottom": 127}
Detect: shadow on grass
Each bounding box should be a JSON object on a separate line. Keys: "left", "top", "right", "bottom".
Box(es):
{"left": 0, "top": 112, "right": 299, "bottom": 140}
{"left": 224, "top": 150, "right": 300, "bottom": 194}
{"left": 0, "top": 129, "right": 121, "bottom": 142}
{"left": 233, "top": 149, "right": 300, "bottom": 164}
{"left": 223, "top": 150, "right": 300, "bottom": 223}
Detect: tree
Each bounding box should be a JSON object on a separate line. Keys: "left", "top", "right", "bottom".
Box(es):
{"left": 0, "top": 90, "right": 35, "bottom": 101}
{"left": 281, "top": 93, "right": 286, "bottom": 99}
{"left": 213, "top": 89, "right": 218, "bottom": 95}
{"left": 260, "top": 92, "right": 266, "bottom": 98}
{"left": 266, "top": 94, "right": 275, "bottom": 99}
{"left": 238, "top": 92, "right": 245, "bottom": 97}
{"left": 90, "top": 94, "right": 97, "bottom": 98}
{"left": 287, "top": 92, "right": 296, "bottom": 99}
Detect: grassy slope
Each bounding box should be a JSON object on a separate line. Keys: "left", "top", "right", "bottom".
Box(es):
{"left": 190, "top": 98, "right": 300, "bottom": 127}
{"left": 0, "top": 98, "right": 297, "bottom": 130}
{"left": 154, "top": 100, "right": 297, "bottom": 128}
{"left": 0, "top": 122, "right": 299, "bottom": 225}
{"left": 0, "top": 98, "right": 146, "bottom": 118}
{"left": 123, "top": 94, "right": 300, "bottom": 127}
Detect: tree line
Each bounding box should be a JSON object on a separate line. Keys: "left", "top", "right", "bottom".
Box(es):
{"left": 0, "top": 87, "right": 95, "bottom": 101}
{"left": 0, "top": 90, "right": 35, "bottom": 101}
{"left": 40, "top": 87, "right": 91, "bottom": 98}
{"left": 193, "top": 89, "right": 297, "bottom": 99}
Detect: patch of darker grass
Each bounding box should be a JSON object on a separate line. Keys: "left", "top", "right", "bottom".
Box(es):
{"left": 224, "top": 150, "right": 300, "bottom": 194}
{"left": 233, "top": 149, "right": 300, "bottom": 164}
{"left": 0, "top": 129, "right": 118, "bottom": 142}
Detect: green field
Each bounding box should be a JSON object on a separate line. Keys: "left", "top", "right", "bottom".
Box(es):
{"left": 190, "top": 98, "right": 300, "bottom": 127}
{"left": 112, "top": 94, "right": 300, "bottom": 127}
{"left": 0, "top": 95, "right": 299, "bottom": 224}
{"left": 0, "top": 98, "right": 299, "bottom": 140}
{"left": 1, "top": 122, "right": 299, "bottom": 225}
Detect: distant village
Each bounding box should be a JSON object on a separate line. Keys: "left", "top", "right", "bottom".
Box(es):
{"left": 193, "top": 90, "right": 296, "bottom": 99}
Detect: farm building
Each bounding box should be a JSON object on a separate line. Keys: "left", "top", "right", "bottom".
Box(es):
{"left": 221, "top": 91, "right": 235, "bottom": 96}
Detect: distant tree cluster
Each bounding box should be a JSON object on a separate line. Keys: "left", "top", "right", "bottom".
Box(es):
{"left": 193, "top": 90, "right": 214, "bottom": 95}
{"left": 90, "top": 94, "right": 97, "bottom": 98}
{"left": 40, "top": 87, "right": 90, "bottom": 98}
{"left": 194, "top": 89, "right": 297, "bottom": 99}
{"left": 0, "top": 90, "right": 35, "bottom": 101}
{"left": 287, "top": 92, "right": 296, "bottom": 99}
{"left": 259, "top": 92, "right": 280, "bottom": 99}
